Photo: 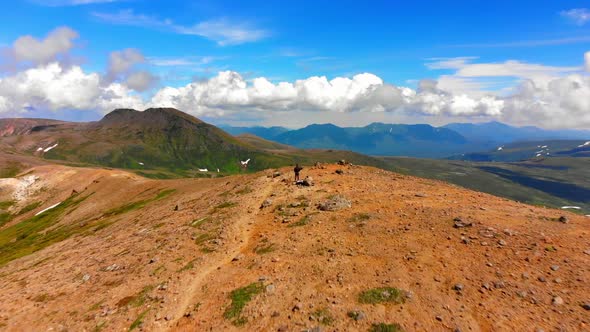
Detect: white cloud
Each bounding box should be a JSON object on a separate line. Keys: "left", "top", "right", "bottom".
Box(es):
{"left": 125, "top": 71, "right": 158, "bottom": 92}
{"left": 10, "top": 27, "right": 78, "bottom": 65}
{"left": 585, "top": 51, "right": 590, "bottom": 72}
{"left": 561, "top": 8, "right": 590, "bottom": 25}
{"left": 92, "top": 10, "right": 270, "bottom": 45}
{"left": 148, "top": 56, "right": 217, "bottom": 67}
{"left": 107, "top": 48, "right": 144, "bottom": 78}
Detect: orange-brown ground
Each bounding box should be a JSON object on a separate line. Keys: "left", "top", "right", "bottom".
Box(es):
{"left": 0, "top": 163, "right": 589, "bottom": 331}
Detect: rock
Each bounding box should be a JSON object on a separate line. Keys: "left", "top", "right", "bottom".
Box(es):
{"left": 552, "top": 296, "right": 564, "bottom": 306}
{"left": 498, "top": 239, "right": 507, "bottom": 246}
{"left": 537, "top": 276, "right": 546, "bottom": 283}
{"left": 550, "top": 265, "right": 559, "bottom": 271}
{"left": 271, "top": 311, "right": 280, "bottom": 317}
{"left": 301, "top": 176, "right": 314, "bottom": 186}
{"left": 260, "top": 199, "right": 273, "bottom": 209}
{"left": 232, "top": 254, "right": 244, "bottom": 262}
{"left": 272, "top": 171, "right": 281, "bottom": 178}
{"left": 277, "top": 326, "right": 288, "bottom": 332}
{"left": 293, "top": 302, "right": 303, "bottom": 312}
{"left": 82, "top": 274, "right": 90, "bottom": 282}
{"left": 493, "top": 281, "right": 505, "bottom": 289}
{"left": 174, "top": 205, "right": 179, "bottom": 211}
{"left": 516, "top": 291, "right": 527, "bottom": 298}
{"left": 290, "top": 202, "right": 301, "bottom": 208}
{"left": 266, "top": 284, "right": 276, "bottom": 294}
{"left": 522, "top": 272, "right": 530, "bottom": 279}
{"left": 453, "top": 284, "right": 464, "bottom": 291}
{"left": 481, "top": 283, "right": 491, "bottom": 290}
{"left": 348, "top": 309, "right": 366, "bottom": 321}
{"left": 558, "top": 216, "right": 568, "bottom": 223}
{"left": 335, "top": 169, "right": 344, "bottom": 175}
{"left": 317, "top": 195, "right": 351, "bottom": 211}
{"left": 258, "top": 276, "right": 269, "bottom": 282}
{"left": 453, "top": 218, "right": 473, "bottom": 228}
{"left": 415, "top": 193, "right": 428, "bottom": 198}
{"left": 436, "top": 315, "right": 443, "bottom": 322}
{"left": 581, "top": 303, "right": 590, "bottom": 310}
{"left": 338, "top": 160, "right": 346, "bottom": 165}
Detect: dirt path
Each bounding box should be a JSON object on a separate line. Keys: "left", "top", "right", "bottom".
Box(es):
{"left": 166, "top": 174, "right": 277, "bottom": 330}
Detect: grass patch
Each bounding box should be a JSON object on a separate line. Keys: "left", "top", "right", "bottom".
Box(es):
{"left": 223, "top": 282, "right": 264, "bottom": 326}
{"left": 370, "top": 323, "right": 405, "bottom": 332}
{"left": 93, "top": 321, "right": 107, "bottom": 332}
{"left": 103, "top": 189, "right": 175, "bottom": 218}
{"left": 254, "top": 242, "right": 275, "bottom": 254}
{"left": 189, "top": 216, "right": 209, "bottom": 228}
{"left": 129, "top": 309, "right": 150, "bottom": 331}
{"left": 214, "top": 201, "right": 237, "bottom": 211}
{"left": 0, "top": 194, "right": 91, "bottom": 267}
{"left": 358, "top": 287, "right": 406, "bottom": 305}
{"left": 310, "top": 308, "right": 334, "bottom": 325}
{"left": 545, "top": 245, "right": 557, "bottom": 252}
{"left": 347, "top": 213, "right": 371, "bottom": 223}
{"left": 178, "top": 259, "right": 197, "bottom": 272}
{"left": 88, "top": 300, "right": 104, "bottom": 311}
{"left": 0, "top": 200, "right": 15, "bottom": 210}
{"left": 288, "top": 213, "right": 317, "bottom": 227}
{"left": 17, "top": 201, "right": 42, "bottom": 215}
{"left": 0, "top": 212, "right": 12, "bottom": 228}
{"left": 129, "top": 285, "right": 155, "bottom": 307}
{"left": 32, "top": 293, "right": 53, "bottom": 303}
{"left": 194, "top": 233, "right": 212, "bottom": 245}
{"left": 150, "top": 265, "right": 166, "bottom": 276}
{"left": 236, "top": 186, "right": 253, "bottom": 195}
{"left": 0, "top": 162, "right": 23, "bottom": 178}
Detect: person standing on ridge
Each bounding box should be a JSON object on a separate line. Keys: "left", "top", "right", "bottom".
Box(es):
{"left": 294, "top": 163, "right": 303, "bottom": 182}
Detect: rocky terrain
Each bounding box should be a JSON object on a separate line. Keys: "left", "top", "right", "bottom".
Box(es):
{"left": 0, "top": 162, "right": 589, "bottom": 331}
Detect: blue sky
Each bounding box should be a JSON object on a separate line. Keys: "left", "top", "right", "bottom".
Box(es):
{"left": 1, "top": 0, "right": 590, "bottom": 128}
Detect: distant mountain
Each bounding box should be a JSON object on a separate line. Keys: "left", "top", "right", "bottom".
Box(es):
{"left": 219, "top": 125, "right": 289, "bottom": 141}
{"left": 444, "top": 121, "right": 590, "bottom": 144}
{"left": 271, "top": 122, "right": 477, "bottom": 158}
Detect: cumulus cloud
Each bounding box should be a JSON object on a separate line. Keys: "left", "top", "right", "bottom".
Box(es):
{"left": 8, "top": 27, "right": 78, "bottom": 66}
{"left": 125, "top": 71, "right": 158, "bottom": 91}
{"left": 0, "top": 62, "right": 144, "bottom": 116}
{"left": 92, "top": 10, "right": 270, "bottom": 45}
{"left": 104, "top": 48, "right": 158, "bottom": 91}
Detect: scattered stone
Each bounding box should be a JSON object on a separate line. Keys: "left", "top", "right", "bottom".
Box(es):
{"left": 103, "top": 264, "right": 121, "bottom": 272}
{"left": 415, "top": 193, "right": 428, "bottom": 198}
{"left": 453, "top": 218, "right": 473, "bottom": 228}
{"left": 174, "top": 205, "right": 179, "bottom": 211}
{"left": 266, "top": 284, "right": 276, "bottom": 294}
{"left": 290, "top": 202, "right": 301, "bottom": 208}
{"left": 581, "top": 303, "right": 590, "bottom": 310}
{"left": 516, "top": 291, "right": 527, "bottom": 298}
{"left": 82, "top": 274, "right": 90, "bottom": 282}
{"left": 558, "top": 216, "right": 568, "bottom": 223}
{"left": 550, "top": 265, "right": 560, "bottom": 271}
{"left": 493, "top": 281, "right": 505, "bottom": 289}
{"left": 453, "top": 284, "right": 464, "bottom": 291}
{"left": 338, "top": 160, "right": 346, "bottom": 165}
{"left": 435, "top": 315, "right": 443, "bottom": 321}
{"left": 521, "top": 272, "right": 530, "bottom": 279}
{"left": 260, "top": 199, "right": 273, "bottom": 209}
{"left": 232, "top": 254, "right": 244, "bottom": 262}
{"left": 481, "top": 283, "right": 491, "bottom": 291}
{"left": 317, "top": 195, "right": 351, "bottom": 211}
{"left": 347, "top": 309, "right": 366, "bottom": 321}
{"left": 258, "top": 276, "right": 268, "bottom": 282}
{"left": 503, "top": 229, "right": 516, "bottom": 236}
{"left": 537, "top": 276, "right": 546, "bottom": 283}
{"left": 552, "top": 296, "right": 564, "bottom": 306}
{"left": 498, "top": 239, "right": 507, "bottom": 246}
{"left": 272, "top": 171, "right": 281, "bottom": 178}
{"left": 335, "top": 169, "right": 344, "bottom": 175}
{"left": 293, "top": 302, "right": 303, "bottom": 312}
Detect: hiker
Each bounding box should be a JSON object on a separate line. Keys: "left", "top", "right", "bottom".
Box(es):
{"left": 294, "top": 163, "right": 303, "bottom": 182}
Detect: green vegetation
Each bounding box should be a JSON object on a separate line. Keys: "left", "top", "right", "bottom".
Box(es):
{"left": 288, "top": 213, "right": 316, "bottom": 227}
{"left": 0, "top": 212, "right": 12, "bottom": 228}
{"left": 235, "top": 186, "right": 253, "bottom": 195}
{"left": 347, "top": 213, "right": 371, "bottom": 223}
{"left": 103, "top": 189, "right": 175, "bottom": 217}
{"left": 130, "top": 285, "right": 155, "bottom": 307}
{"left": 189, "top": 216, "right": 209, "bottom": 228}
{"left": 17, "top": 201, "right": 42, "bottom": 215}
{"left": 369, "top": 323, "right": 405, "bottom": 332}
{"left": 214, "top": 201, "right": 237, "bottom": 211}
{"left": 310, "top": 308, "right": 334, "bottom": 325}
{"left": 178, "top": 259, "right": 197, "bottom": 272}
{"left": 223, "top": 282, "right": 264, "bottom": 326}
{"left": 253, "top": 242, "right": 275, "bottom": 254}
{"left": 0, "top": 162, "right": 24, "bottom": 178}
{"left": 0, "top": 194, "right": 89, "bottom": 266}
{"left": 358, "top": 287, "right": 407, "bottom": 305}
{"left": 129, "top": 309, "right": 150, "bottom": 331}
{"left": 0, "top": 200, "right": 15, "bottom": 210}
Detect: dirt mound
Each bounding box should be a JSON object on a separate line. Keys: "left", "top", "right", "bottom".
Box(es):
{"left": 0, "top": 164, "right": 588, "bottom": 331}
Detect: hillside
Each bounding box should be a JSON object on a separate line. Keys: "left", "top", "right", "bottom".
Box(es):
{"left": 452, "top": 140, "right": 590, "bottom": 162}
{"left": 0, "top": 109, "right": 387, "bottom": 178}
{"left": 0, "top": 163, "right": 589, "bottom": 331}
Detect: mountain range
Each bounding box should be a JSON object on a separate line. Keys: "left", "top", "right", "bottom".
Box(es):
{"left": 222, "top": 121, "right": 590, "bottom": 158}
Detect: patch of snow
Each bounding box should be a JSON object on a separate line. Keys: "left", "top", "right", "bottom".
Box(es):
{"left": 561, "top": 206, "right": 581, "bottom": 210}
{"left": 35, "top": 202, "right": 62, "bottom": 216}
{"left": 198, "top": 168, "right": 208, "bottom": 172}
{"left": 578, "top": 141, "right": 590, "bottom": 148}
{"left": 36, "top": 147, "right": 43, "bottom": 151}
{"left": 536, "top": 154, "right": 542, "bottom": 157}
{"left": 497, "top": 146, "right": 503, "bottom": 151}
{"left": 389, "top": 128, "right": 392, "bottom": 133}
{"left": 138, "top": 162, "right": 144, "bottom": 166}
{"left": 541, "top": 145, "right": 548, "bottom": 148}
{"left": 217, "top": 168, "right": 220, "bottom": 173}
{"left": 43, "top": 143, "right": 58, "bottom": 153}
{"left": 535, "top": 150, "right": 544, "bottom": 154}
{"left": 240, "top": 158, "right": 251, "bottom": 166}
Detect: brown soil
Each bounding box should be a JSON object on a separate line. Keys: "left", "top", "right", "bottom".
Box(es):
{"left": 0, "top": 163, "right": 588, "bottom": 331}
